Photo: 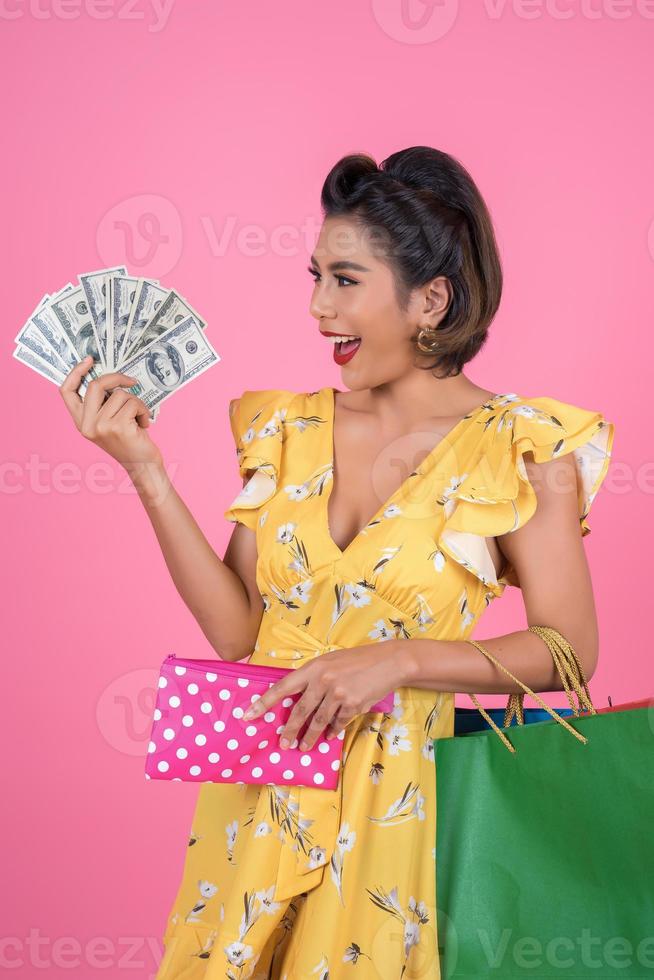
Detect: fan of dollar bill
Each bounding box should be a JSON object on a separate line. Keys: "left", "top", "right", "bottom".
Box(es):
{"left": 13, "top": 266, "right": 221, "bottom": 422}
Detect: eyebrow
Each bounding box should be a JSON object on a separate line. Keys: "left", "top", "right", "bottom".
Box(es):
{"left": 309, "top": 256, "right": 372, "bottom": 273}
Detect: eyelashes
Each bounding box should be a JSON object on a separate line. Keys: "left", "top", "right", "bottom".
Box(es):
{"left": 307, "top": 267, "right": 358, "bottom": 287}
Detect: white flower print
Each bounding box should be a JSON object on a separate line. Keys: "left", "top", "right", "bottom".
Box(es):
{"left": 404, "top": 919, "right": 421, "bottom": 953}
{"left": 510, "top": 403, "right": 562, "bottom": 426}
{"left": 366, "top": 885, "right": 430, "bottom": 973}
{"left": 369, "top": 781, "right": 425, "bottom": 826}
{"left": 337, "top": 822, "right": 356, "bottom": 853}
{"left": 344, "top": 582, "right": 373, "bottom": 607}
{"left": 327, "top": 581, "right": 373, "bottom": 635}
{"left": 495, "top": 393, "right": 520, "bottom": 407}
{"left": 254, "top": 821, "right": 272, "bottom": 838}
{"left": 284, "top": 482, "right": 311, "bottom": 502}
{"left": 276, "top": 521, "right": 297, "bottom": 544}
{"left": 360, "top": 502, "right": 404, "bottom": 537}
{"left": 199, "top": 880, "right": 218, "bottom": 899}
{"left": 371, "top": 545, "right": 402, "bottom": 575}
{"left": 289, "top": 578, "right": 313, "bottom": 604}
{"left": 284, "top": 463, "right": 333, "bottom": 504}
{"left": 254, "top": 885, "right": 281, "bottom": 915}
{"left": 240, "top": 479, "right": 261, "bottom": 501}
{"left": 368, "top": 618, "right": 395, "bottom": 642}
{"left": 330, "top": 821, "right": 357, "bottom": 905}
{"left": 385, "top": 722, "right": 413, "bottom": 756}
{"left": 391, "top": 690, "right": 405, "bottom": 720}
{"left": 369, "top": 761, "right": 385, "bottom": 784}
{"left": 184, "top": 878, "right": 218, "bottom": 924}
{"left": 431, "top": 548, "right": 446, "bottom": 573}
{"left": 226, "top": 820, "right": 238, "bottom": 861}
{"left": 287, "top": 536, "right": 313, "bottom": 577}
{"left": 224, "top": 940, "right": 254, "bottom": 968}
{"left": 307, "top": 845, "right": 327, "bottom": 868}
{"left": 309, "top": 954, "right": 330, "bottom": 978}
{"left": 439, "top": 472, "right": 470, "bottom": 505}
{"left": 414, "top": 593, "right": 436, "bottom": 632}
{"left": 194, "top": 928, "right": 217, "bottom": 961}
{"left": 458, "top": 586, "right": 475, "bottom": 632}
{"left": 286, "top": 410, "right": 326, "bottom": 434}
{"left": 270, "top": 583, "right": 306, "bottom": 611}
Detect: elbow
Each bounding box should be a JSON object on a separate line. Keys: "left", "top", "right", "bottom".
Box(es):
{"left": 541, "top": 628, "right": 598, "bottom": 689}
{"left": 578, "top": 641, "right": 599, "bottom": 685}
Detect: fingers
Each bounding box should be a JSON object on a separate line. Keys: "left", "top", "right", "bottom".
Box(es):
{"left": 241, "top": 670, "right": 355, "bottom": 751}
{"left": 113, "top": 396, "right": 152, "bottom": 428}
{"left": 59, "top": 356, "right": 141, "bottom": 432}
{"left": 296, "top": 697, "right": 357, "bottom": 750}
{"left": 59, "top": 354, "right": 95, "bottom": 426}
{"left": 98, "top": 387, "right": 151, "bottom": 426}
{"left": 279, "top": 690, "right": 336, "bottom": 750}
{"left": 82, "top": 368, "right": 139, "bottom": 420}
{"left": 242, "top": 678, "right": 295, "bottom": 721}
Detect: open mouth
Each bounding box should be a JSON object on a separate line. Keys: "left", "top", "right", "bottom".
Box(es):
{"left": 335, "top": 337, "right": 361, "bottom": 355}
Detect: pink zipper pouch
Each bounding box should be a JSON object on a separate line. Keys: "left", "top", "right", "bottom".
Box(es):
{"left": 144, "top": 654, "right": 395, "bottom": 790}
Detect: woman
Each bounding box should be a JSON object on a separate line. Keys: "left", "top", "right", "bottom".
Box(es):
{"left": 60, "top": 147, "right": 614, "bottom": 979}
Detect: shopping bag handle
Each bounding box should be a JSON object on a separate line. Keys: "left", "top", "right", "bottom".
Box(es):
{"left": 465, "top": 626, "right": 597, "bottom": 753}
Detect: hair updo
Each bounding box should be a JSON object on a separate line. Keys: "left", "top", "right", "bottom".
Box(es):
{"left": 319, "top": 146, "right": 503, "bottom": 379}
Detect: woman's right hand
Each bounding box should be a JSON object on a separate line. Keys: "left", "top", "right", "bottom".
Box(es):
{"left": 59, "top": 355, "right": 164, "bottom": 474}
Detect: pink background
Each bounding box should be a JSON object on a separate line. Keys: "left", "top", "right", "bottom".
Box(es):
{"left": 2, "top": 2, "right": 653, "bottom": 976}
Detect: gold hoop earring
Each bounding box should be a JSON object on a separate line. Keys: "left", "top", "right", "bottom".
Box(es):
{"left": 415, "top": 325, "right": 440, "bottom": 354}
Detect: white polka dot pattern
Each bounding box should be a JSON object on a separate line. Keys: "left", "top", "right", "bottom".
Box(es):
{"left": 144, "top": 654, "right": 395, "bottom": 788}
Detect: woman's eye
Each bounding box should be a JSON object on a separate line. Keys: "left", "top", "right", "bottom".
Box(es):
{"left": 307, "top": 267, "right": 357, "bottom": 287}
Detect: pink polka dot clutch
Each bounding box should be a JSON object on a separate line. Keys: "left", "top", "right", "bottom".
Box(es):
{"left": 144, "top": 654, "right": 395, "bottom": 790}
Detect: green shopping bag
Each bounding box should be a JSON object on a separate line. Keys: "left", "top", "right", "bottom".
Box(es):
{"left": 434, "top": 638, "right": 654, "bottom": 980}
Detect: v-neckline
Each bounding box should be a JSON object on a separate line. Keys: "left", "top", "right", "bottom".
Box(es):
{"left": 322, "top": 385, "right": 502, "bottom": 561}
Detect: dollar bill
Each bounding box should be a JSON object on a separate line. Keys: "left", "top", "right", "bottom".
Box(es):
{"left": 14, "top": 299, "right": 99, "bottom": 386}
{"left": 13, "top": 344, "right": 65, "bottom": 385}
{"left": 79, "top": 266, "right": 127, "bottom": 368}
{"left": 13, "top": 344, "right": 90, "bottom": 395}
{"left": 49, "top": 286, "right": 102, "bottom": 367}
{"left": 128, "top": 289, "right": 207, "bottom": 357}
{"left": 120, "top": 314, "right": 220, "bottom": 410}
{"left": 119, "top": 279, "right": 168, "bottom": 364}
{"left": 108, "top": 275, "right": 158, "bottom": 369}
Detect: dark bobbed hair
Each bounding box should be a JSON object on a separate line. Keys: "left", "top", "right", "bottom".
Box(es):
{"left": 319, "top": 146, "right": 503, "bottom": 378}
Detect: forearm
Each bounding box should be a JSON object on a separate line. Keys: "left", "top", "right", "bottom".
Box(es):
{"left": 399, "top": 629, "right": 569, "bottom": 695}
{"left": 125, "top": 461, "right": 255, "bottom": 661}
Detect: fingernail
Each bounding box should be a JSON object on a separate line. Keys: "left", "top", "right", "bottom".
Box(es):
{"left": 279, "top": 738, "right": 289, "bottom": 749}
{"left": 299, "top": 741, "right": 309, "bottom": 750}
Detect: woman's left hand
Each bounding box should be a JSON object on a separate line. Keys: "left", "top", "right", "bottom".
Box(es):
{"left": 241, "top": 642, "right": 407, "bottom": 750}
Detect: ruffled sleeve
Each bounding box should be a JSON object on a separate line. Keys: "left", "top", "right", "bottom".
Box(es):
{"left": 223, "top": 388, "right": 298, "bottom": 531}
{"left": 437, "top": 393, "right": 615, "bottom": 595}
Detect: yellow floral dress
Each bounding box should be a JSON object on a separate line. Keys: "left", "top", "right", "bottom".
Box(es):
{"left": 155, "top": 386, "right": 614, "bottom": 980}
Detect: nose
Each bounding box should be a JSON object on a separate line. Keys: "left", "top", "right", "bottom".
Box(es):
{"left": 309, "top": 284, "right": 336, "bottom": 322}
